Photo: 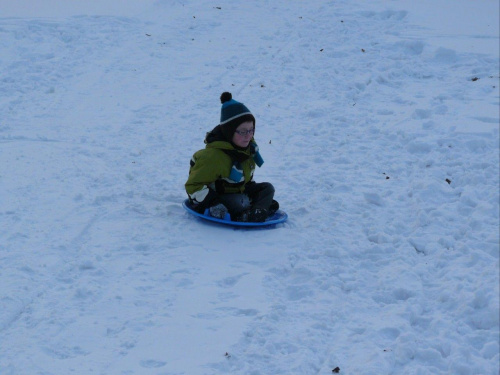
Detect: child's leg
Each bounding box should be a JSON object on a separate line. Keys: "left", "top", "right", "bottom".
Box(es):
{"left": 245, "top": 182, "right": 275, "bottom": 210}
{"left": 218, "top": 194, "right": 251, "bottom": 216}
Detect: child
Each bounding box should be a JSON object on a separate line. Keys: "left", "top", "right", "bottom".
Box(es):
{"left": 185, "top": 92, "right": 278, "bottom": 222}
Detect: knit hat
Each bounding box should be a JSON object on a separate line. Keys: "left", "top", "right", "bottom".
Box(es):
{"left": 219, "top": 92, "right": 255, "bottom": 141}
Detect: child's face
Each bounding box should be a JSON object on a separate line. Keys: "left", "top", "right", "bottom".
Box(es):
{"left": 232, "top": 121, "right": 254, "bottom": 148}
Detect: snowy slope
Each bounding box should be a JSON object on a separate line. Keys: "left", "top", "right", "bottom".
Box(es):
{"left": 1, "top": 0, "right": 499, "bottom": 374}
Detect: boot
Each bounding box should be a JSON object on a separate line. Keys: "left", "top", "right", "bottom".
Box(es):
{"left": 247, "top": 208, "right": 268, "bottom": 222}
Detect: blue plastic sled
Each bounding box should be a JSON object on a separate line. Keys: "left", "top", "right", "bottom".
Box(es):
{"left": 182, "top": 199, "right": 288, "bottom": 227}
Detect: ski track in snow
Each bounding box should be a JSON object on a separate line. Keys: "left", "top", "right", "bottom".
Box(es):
{"left": 1, "top": 1, "right": 499, "bottom": 374}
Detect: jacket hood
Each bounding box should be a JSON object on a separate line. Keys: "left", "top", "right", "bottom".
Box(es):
{"left": 204, "top": 125, "right": 252, "bottom": 163}
{"left": 204, "top": 125, "right": 227, "bottom": 144}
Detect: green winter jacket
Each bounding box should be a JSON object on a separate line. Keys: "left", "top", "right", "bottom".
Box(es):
{"left": 185, "top": 126, "right": 261, "bottom": 207}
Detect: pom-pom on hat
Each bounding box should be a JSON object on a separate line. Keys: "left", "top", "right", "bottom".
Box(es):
{"left": 219, "top": 92, "right": 255, "bottom": 141}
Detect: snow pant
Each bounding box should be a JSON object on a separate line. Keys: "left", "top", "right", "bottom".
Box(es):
{"left": 218, "top": 182, "right": 275, "bottom": 217}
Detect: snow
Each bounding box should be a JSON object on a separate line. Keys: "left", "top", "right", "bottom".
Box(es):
{"left": 1, "top": 0, "right": 498, "bottom": 374}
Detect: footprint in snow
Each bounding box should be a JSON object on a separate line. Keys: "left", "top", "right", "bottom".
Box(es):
{"left": 140, "top": 360, "right": 167, "bottom": 368}
{"left": 363, "top": 192, "right": 384, "bottom": 206}
{"left": 217, "top": 273, "right": 249, "bottom": 288}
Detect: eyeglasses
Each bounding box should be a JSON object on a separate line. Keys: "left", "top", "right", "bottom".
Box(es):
{"left": 234, "top": 128, "right": 255, "bottom": 136}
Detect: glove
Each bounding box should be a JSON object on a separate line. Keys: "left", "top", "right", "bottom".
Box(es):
{"left": 209, "top": 203, "right": 229, "bottom": 219}
{"left": 192, "top": 188, "right": 219, "bottom": 214}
